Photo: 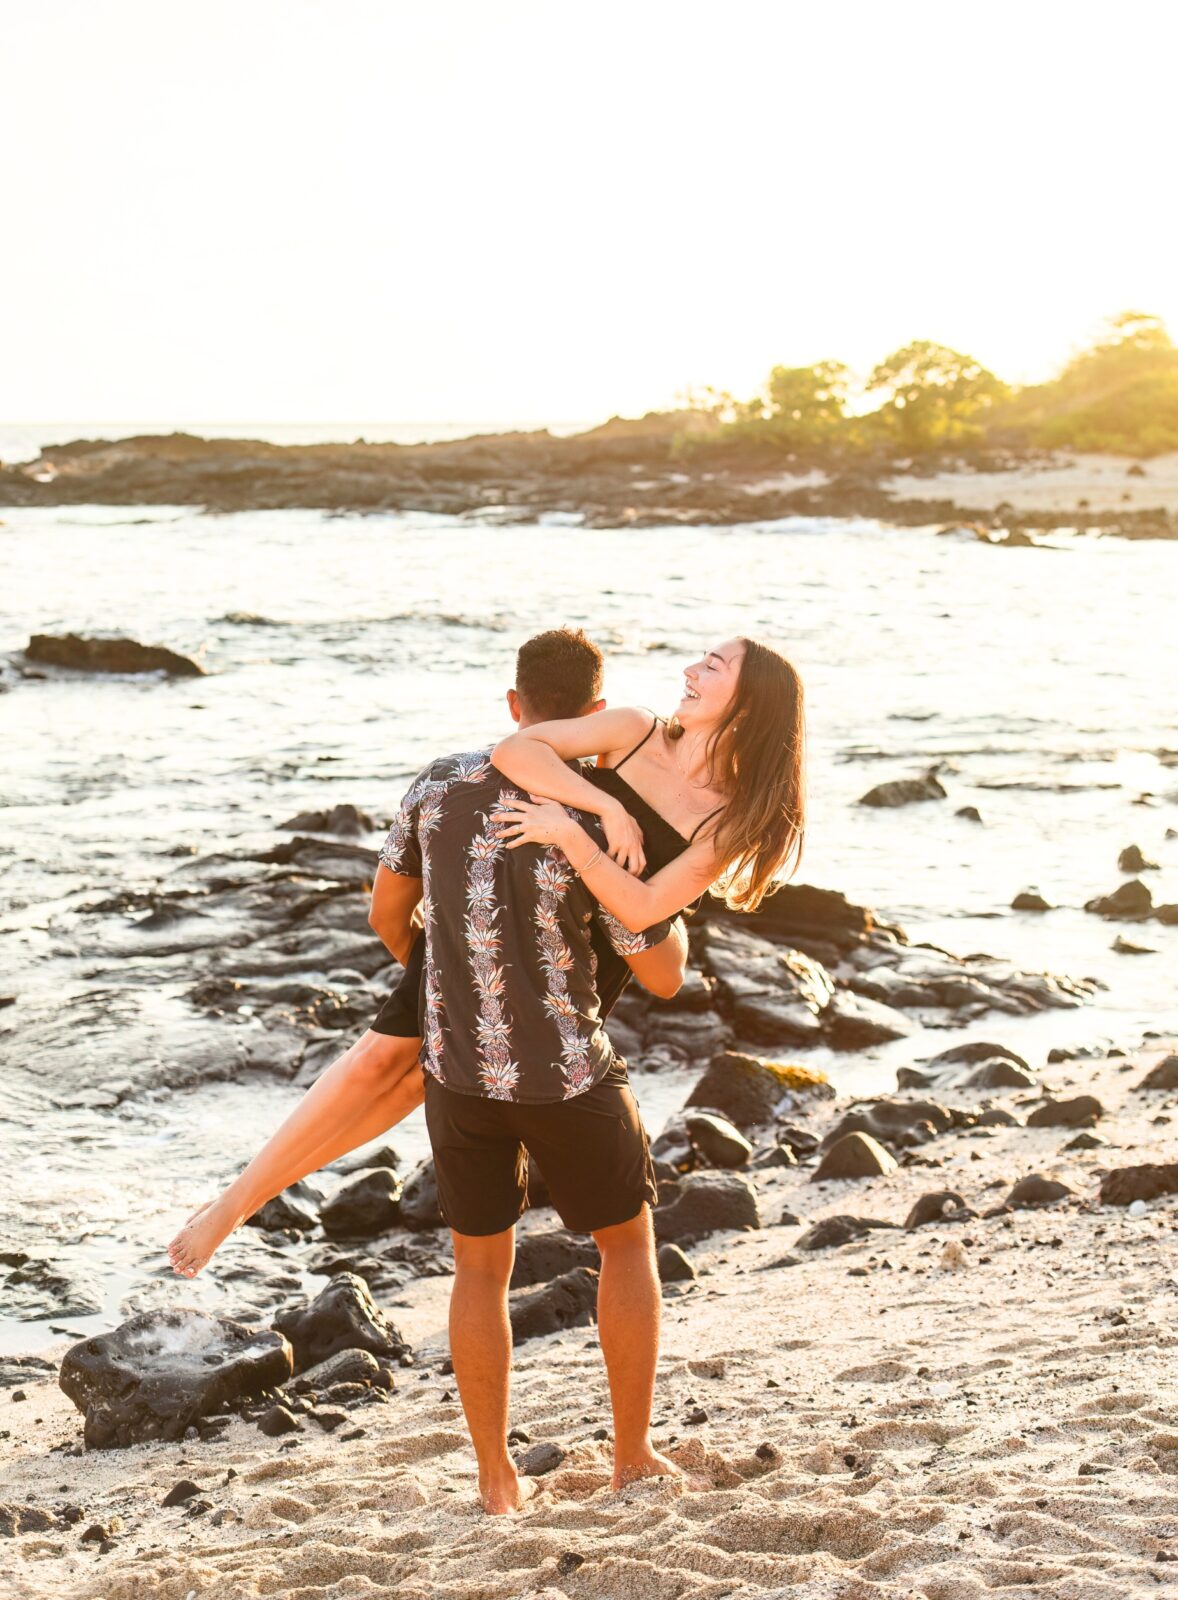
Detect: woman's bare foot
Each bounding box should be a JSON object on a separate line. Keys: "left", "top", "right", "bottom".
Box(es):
{"left": 612, "top": 1448, "right": 681, "bottom": 1491}
{"left": 480, "top": 1468, "right": 534, "bottom": 1516}
{"left": 167, "top": 1194, "right": 248, "bottom": 1279}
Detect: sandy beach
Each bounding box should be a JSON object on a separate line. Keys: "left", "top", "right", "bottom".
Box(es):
{"left": 883, "top": 452, "right": 1178, "bottom": 517}
{"left": 5, "top": 1036, "right": 1178, "bottom": 1600}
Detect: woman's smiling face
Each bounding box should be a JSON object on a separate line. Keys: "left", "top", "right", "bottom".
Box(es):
{"left": 679, "top": 638, "right": 746, "bottom": 728}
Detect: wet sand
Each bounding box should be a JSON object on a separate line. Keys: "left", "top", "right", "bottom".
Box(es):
{"left": 5, "top": 1038, "right": 1178, "bottom": 1600}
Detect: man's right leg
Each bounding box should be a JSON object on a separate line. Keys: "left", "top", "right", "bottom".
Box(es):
{"left": 520, "top": 1069, "right": 679, "bottom": 1492}
{"left": 593, "top": 1205, "right": 678, "bottom": 1489}
{"left": 450, "top": 1226, "right": 524, "bottom": 1514}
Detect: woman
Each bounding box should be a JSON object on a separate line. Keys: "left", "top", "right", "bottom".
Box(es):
{"left": 491, "top": 636, "right": 805, "bottom": 928}
{"left": 167, "top": 636, "right": 804, "bottom": 1279}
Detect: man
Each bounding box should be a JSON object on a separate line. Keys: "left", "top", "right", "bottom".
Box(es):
{"left": 371, "top": 629, "right": 684, "bottom": 1513}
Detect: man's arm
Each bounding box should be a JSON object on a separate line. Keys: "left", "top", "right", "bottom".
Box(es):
{"left": 621, "top": 915, "right": 688, "bottom": 1000}
{"left": 368, "top": 864, "right": 423, "bottom": 965}
{"left": 370, "top": 756, "right": 435, "bottom": 960}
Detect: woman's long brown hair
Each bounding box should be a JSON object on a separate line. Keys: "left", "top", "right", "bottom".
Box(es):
{"left": 670, "top": 637, "right": 806, "bottom": 912}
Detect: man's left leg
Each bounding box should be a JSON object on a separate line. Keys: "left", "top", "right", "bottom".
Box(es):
{"left": 425, "top": 1074, "right": 533, "bottom": 1514}
{"left": 593, "top": 1205, "right": 678, "bottom": 1489}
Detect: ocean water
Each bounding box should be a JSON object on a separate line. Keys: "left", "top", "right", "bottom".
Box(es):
{"left": 1, "top": 502, "right": 1176, "bottom": 1355}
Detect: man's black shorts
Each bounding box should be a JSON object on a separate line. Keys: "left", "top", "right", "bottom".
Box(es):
{"left": 423, "top": 1062, "right": 658, "bottom": 1237}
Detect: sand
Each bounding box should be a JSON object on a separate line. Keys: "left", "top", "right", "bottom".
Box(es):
{"left": 4, "top": 1040, "right": 1178, "bottom": 1600}
{"left": 883, "top": 452, "right": 1178, "bottom": 517}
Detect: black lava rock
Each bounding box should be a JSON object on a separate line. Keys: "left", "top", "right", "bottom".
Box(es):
{"left": 811, "top": 1132, "right": 897, "bottom": 1182}
{"left": 685, "top": 1052, "right": 796, "bottom": 1131}
{"left": 278, "top": 804, "right": 375, "bottom": 836}
{"left": 1026, "top": 1095, "right": 1103, "bottom": 1128}
{"left": 858, "top": 773, "right": 947, "bottom": 808}
{"left": 272, "top": 1273, "right": 411, "bottom": 1375}
{"left": 509, "top": 1268, "right": 599, "bottom": 1344}
{"left": 653, "top": 1171, "right": 761, "bottom": 1245}
{"left": 291, "top": 1347, "right": 390, "bottom": 1394}
{"left": 794, "top": 1215, "right": 896, "bottom": 1251}
{"left": 964, "top": 1057, "right": 1038, "bottom": 1090}
{"left": 656, "top": 1243, "right": 697, "bottom": 1283}
{"left": 822, "top": 1097, "right": 953, "bottom": 1152}
{"left": 1138, "top": 1054, "right": 1178, "bottom": 1092}
{"left": 510, "top": 1232, "right": 600, "bottom": 1290}
{"left": 1100, "top": 1162, "right": 1178, "bottom": 1207}
{"left": 397, "top": 1158, "right": 445, "bottom": 1230}
{"left": 161, "top": 1479, "right": 203, "bottom": 1507}
{"left": 319, "top": 1169, "right": 402, "bottom": 1240}
{"left": 904, "top": 1191, "right": 973, "bottom": 1229}
{"left": 58, "top": 1310, "right": 293, "bottom": 1450}
{"left": 1084, "top": 880, "right": 1153, "bottom": 920}
{"left": 256, "top": 1404, "right": 301, "bottom": 1437}
{"left": 25, "top": 632, "right": 204, "bottom": 677}
{"left": 516, "top": 1441, "right": 566, "bottom": 1475}
{"left": 685, "top": 1112, "right": 753, "bottom": 1168}
{"left": 246, "top": 1188, "right": 320, "bottom": 1234}
{"left": 1003, "top": 1174, "right": 1074, "bottom": 1210}
{"left": 1118, "top": 844, "right": 1159, "bottom": 873}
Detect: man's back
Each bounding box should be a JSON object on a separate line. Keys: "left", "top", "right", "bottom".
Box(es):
{"left": 379, "top": 747, "right": 671, "bottom": 1102}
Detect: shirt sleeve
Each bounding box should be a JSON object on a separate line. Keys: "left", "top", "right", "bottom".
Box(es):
{"left": 594, "top": 905, "right": 679, "bottom": 957}
{"left": 377, "top": 762, "right": 434, "bottom": 877}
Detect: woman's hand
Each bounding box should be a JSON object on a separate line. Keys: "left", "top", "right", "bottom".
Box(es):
{"left": 492, "top": 795, "right": 575, "bottom": 853}
{"left": 598, "top": 795, "right": 646, "bottom": 875}
{"left": 493, "top": 794, "right": 645, "bottom": 876}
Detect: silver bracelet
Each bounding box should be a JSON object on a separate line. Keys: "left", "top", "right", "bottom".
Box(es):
{"left": 573, "top": 844, "right": 603, "bottom": 877}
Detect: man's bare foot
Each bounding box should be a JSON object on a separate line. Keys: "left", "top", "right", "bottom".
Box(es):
{"left": 167, "top": 1194, "right": 248, "bottom": 1279}
{"left": 480, "top": 1469, "right": 533, "bottom": 1515}
{"left": 612, "top": 1448, "right": 682, "bottom": 1491}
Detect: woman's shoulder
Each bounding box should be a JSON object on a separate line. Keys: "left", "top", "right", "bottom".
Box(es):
{"left": 595, "top": 706, "right": 662, "bottom": 767}
{"left": 608, "top": 704, "right": 662, "bottom": 729}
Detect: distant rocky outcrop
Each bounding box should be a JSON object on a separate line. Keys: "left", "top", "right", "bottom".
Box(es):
{"left": 5, "top": 428, "right": 1175, "bottom": 538}
{"left": 858, "top": 771, "right": 947, "bottom": 808}
{"left": 24, "top": 632, "right": 204, "bottom": 677}
{"left": 279, "top": 804, "right": 376, "bottom": 837}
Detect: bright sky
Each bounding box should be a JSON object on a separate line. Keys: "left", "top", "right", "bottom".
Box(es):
{"left": 3, "top": 0, "right": 1176, "bottom": 423}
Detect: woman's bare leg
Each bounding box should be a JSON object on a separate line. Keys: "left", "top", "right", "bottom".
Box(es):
{"left": 167, "top": 1029, "right": 424, "bottom": 1279}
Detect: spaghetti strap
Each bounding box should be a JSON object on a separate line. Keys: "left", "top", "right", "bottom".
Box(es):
{"left": 614, "top": 712, "right": 662, "bottom": 772}
{"left": 688, "top": 805, "right": 724, "bottom": 843}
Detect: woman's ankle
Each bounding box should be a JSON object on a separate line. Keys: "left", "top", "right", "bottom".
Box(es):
{"left": 218, "top": 1177, "right": 257, "bottom": 1226}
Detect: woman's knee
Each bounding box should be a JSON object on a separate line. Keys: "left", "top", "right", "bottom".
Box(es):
{"left": 352, "top": 1030, "right": 420, "bottom": 1091}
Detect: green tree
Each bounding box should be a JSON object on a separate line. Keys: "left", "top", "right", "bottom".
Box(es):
{"left": 1009, "top": 311, "right": 1178, "bottom": 456}
{"left": 867, "top": 341, "right": 1007, "bottom": 450}
{"left": 764, "top": 360, "right": 849, "bottom": 437}
{"left": 712, "top": 360, "right": 850, "bottom": 449}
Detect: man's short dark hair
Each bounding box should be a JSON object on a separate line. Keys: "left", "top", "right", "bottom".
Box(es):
{"left": 515, "top": 628, "right": 604, "bottom": 721}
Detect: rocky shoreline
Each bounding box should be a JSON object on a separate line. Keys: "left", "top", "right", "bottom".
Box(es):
{"left": 6, "top": 773, "right": 1163, "bottom": 1346}
{"left": 27, "top": 809, "right": 1110, "bottom": 1118}
{"left": 3, "top": 427, "right": 1177, "bottom": 539}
